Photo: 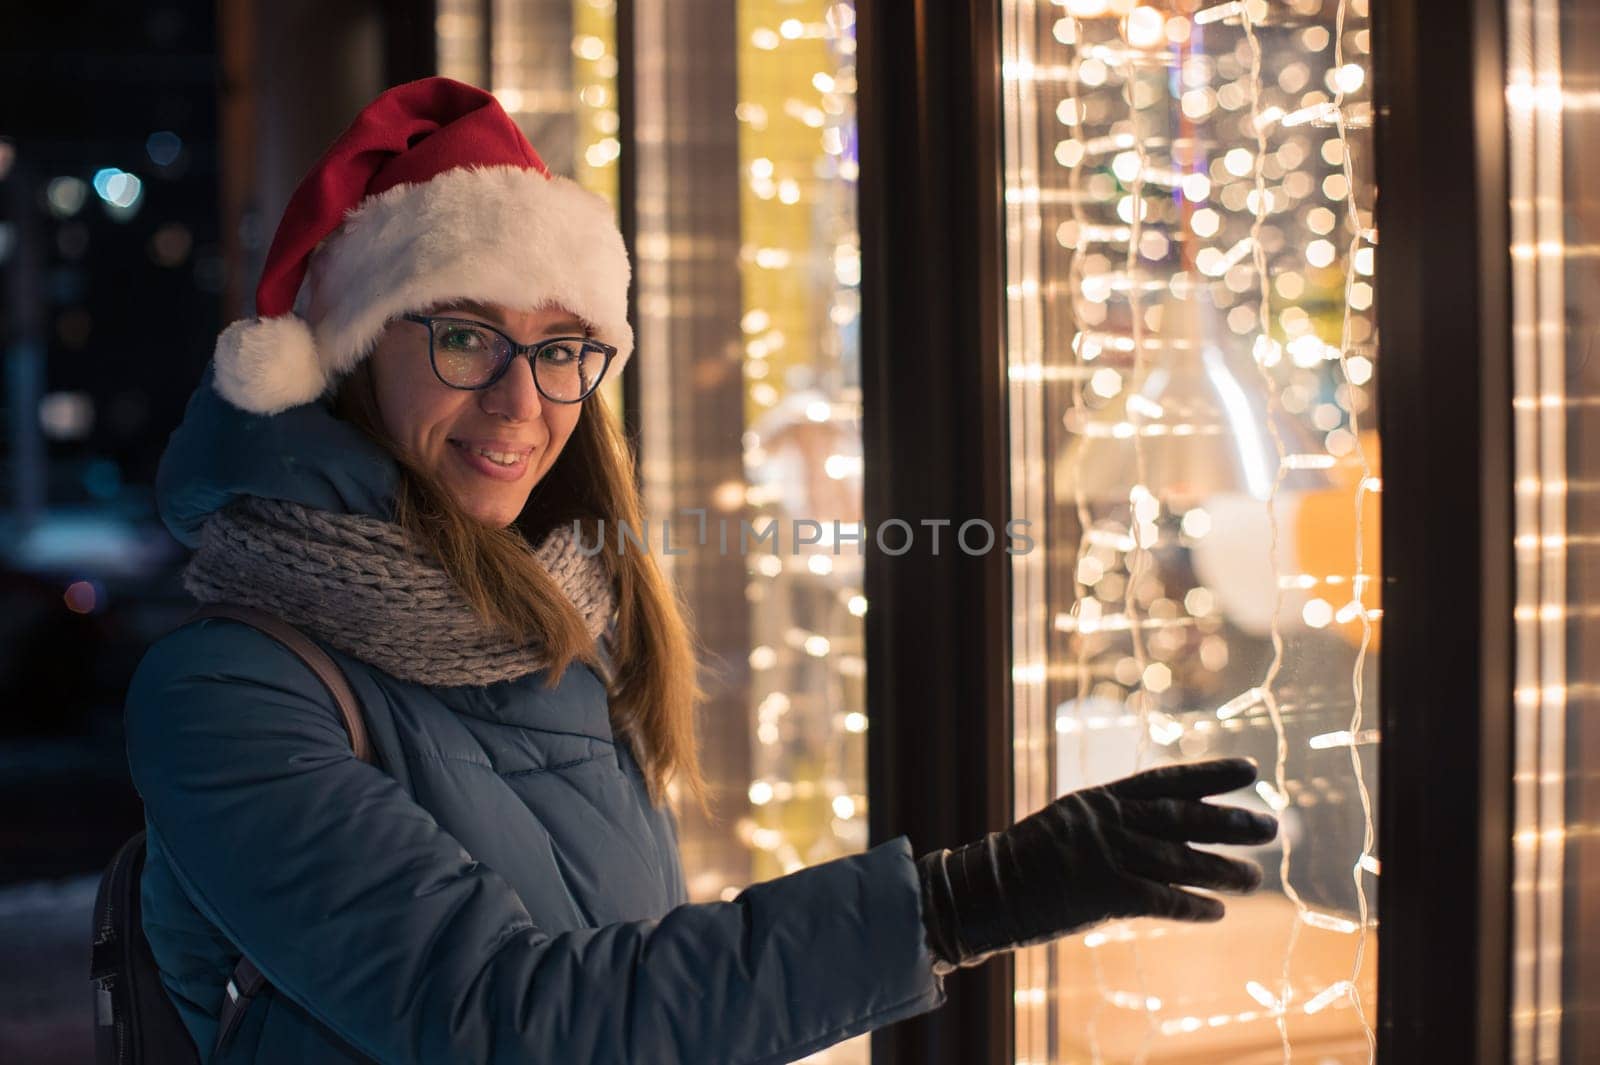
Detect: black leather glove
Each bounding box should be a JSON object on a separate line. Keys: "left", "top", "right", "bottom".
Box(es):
{"left": 916, "top": 757, "right": 1278, "bottom": 975}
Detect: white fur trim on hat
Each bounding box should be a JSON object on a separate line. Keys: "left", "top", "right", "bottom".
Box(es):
{"left": 212, "top": 314, "right": 326, "bottom": 416}
{"left": 306, "top": 165, "right": 634, "bottom": 387}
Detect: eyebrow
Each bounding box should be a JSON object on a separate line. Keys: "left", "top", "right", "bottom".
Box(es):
{"left": 433, "top": 300, "right": 591, "bottom": 336}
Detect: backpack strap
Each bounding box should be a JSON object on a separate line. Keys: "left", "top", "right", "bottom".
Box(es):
{"left": 214, "top": 955, "right": 268, "bottom": 1056}
{"left": 181, "top": 602, "right": 377, "bottom": 1057}
{"left": 185, "top": 602, "right": 376, "bottom": 766}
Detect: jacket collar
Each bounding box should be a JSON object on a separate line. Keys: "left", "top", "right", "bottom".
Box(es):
{"left": 156, "top": 360, "right": 400, "bottom": 549}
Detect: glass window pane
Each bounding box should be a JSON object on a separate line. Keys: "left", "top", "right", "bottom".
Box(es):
{"left": 1002, "top": 2, "right": 1382, "bottom": 1060}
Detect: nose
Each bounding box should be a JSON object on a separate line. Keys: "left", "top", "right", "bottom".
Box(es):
{"left": 480, "top": 353, "right": 543, "bottom": 423}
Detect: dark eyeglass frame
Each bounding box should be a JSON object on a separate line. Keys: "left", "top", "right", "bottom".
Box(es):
{"left": 401, "top": 313, "right": 616, "bottom": 404}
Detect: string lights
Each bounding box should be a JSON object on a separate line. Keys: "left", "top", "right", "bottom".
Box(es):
{"left": 1004, "top": 0, "right": 1380, "bottom": 1060}
{"left": 573, "top": 0, "right": 623, "bottom": 203}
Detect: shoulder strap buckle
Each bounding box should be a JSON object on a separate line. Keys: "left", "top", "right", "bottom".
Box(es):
{"left": 213, "top": 955, "right": 267, "bottom": 1056}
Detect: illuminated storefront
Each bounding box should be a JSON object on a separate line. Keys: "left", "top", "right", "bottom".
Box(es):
{"left": 417, "top": 0, "right": 1600, "bottom": 1061}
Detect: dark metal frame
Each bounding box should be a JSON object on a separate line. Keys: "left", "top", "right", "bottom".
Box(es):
{"left": 1373, "top": 0, "right": 1513, "bottom": 1059}
{"left": 857, "top": 3, "right": 1014, "bottom": 1064}
{"left": 615, "top": 0, "right": 643, "bottom": 456}
{"left": 382, "top": 0, "right": 437, "bottom": 85}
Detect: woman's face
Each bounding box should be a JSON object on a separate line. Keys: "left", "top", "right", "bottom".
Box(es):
{"left": 367, "top": 300, "right": 587, "bottom": 528}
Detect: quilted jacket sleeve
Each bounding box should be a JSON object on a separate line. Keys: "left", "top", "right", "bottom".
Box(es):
{"left": 125, "top": 620, "right": 947, "bottom": 1065}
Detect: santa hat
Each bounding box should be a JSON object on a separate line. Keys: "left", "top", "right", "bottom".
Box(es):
{"left": 213, "top": 76, "right": 633, "bottom": 416}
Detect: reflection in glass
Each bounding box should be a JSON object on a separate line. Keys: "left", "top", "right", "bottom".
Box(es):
{"left": 1507, "top": 0, "right": 1600, "bottom": 1060}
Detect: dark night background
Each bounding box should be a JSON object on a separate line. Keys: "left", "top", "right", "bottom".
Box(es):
{"left": 2, "top": 4, "right": 223, "bottom": 1060}
{"left": 1, "top": 0, "right": 221, "bottom": 838}
{"left": 0, "top": 0, "right": 441, "bottom": 1053}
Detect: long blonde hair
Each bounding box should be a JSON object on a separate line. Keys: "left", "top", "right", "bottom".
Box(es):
{"left": 332, "top": 360, "right": 710, "bottom": 816}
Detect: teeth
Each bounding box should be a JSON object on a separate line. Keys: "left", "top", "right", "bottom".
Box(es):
{"left": 456, "top": 441, "right": 523, "bottom": 467}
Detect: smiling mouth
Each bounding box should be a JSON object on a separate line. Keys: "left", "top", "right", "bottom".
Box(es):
{"left": 448, "top": 439, "right": 535, "bottom": 467}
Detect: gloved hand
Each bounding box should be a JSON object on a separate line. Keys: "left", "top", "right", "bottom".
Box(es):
{"left": 916, "top": 757, "right": 1278, "bottom": 975}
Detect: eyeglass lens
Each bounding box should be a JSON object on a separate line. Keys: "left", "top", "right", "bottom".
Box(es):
{"left": 432, "top": 321, "right": 603, "bottom": 401}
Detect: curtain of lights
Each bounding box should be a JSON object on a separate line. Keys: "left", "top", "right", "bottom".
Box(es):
{"left": 1003, "top": 1, "right": 1380, "bottom": 1061}
{"left": 1507, "top": 0, "right": 1600, "bottom": 1059}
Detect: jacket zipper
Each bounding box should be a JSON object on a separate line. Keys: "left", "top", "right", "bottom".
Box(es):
{"left": 93, "top": 838, "right": 137, "bottom": 1064}
{"left": 96, "top": 836, "right": 134, "bottom": 940}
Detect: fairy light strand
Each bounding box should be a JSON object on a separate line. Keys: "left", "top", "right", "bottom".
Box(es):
{"left": 1118, "top": 24, "right": 1161, "bottom": 1064}
{"left": 1239, "top": 9, "right": 1305, "bottom": 1058}
{"left": 1331, "top": 0, "right": 1379, "bottom": 1054}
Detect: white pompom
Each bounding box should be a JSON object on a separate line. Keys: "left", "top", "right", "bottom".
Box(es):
{"left": 211, "top": 315, "right": 328, "bottom": 416}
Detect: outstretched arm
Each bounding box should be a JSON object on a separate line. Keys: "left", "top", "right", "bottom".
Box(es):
{"left": 127, "top": 619, "right": 946, "bottom": 1065}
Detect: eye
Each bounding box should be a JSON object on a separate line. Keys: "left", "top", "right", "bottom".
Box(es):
{"left": 537, "top": 340, "right": 586, "bottom": 365}
{"left": 439, "top": 323, "right": 492, "bottom": 351}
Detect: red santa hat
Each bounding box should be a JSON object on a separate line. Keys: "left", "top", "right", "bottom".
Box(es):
{"left": 213, "top": 76, "right": 633, "bottom": 416}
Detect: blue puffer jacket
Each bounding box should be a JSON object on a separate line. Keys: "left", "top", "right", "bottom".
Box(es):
{"left": 125, "top": 362, "right": 948, "bottom": 1064}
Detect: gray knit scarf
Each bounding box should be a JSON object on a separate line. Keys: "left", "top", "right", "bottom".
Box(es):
{"left": 183, "top": 495, "right": 616, "bottom": 688}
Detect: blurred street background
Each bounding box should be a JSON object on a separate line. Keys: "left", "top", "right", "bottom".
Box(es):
{"left": 1, "top": 3, "right": 225, "bottom": 1060}
{"left": 0, "top": 0, "right": 467, "bottom": 1056}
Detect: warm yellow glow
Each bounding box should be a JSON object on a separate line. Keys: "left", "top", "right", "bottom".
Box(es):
{"left": 1003, "top": 0, "right": 1381, "bottom": 1058}
{"left": 1507, "top": 0, "right": 1578, "bottom": 1057}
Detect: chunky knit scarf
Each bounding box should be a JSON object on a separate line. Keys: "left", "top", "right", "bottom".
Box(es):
{"left": 183, "top": 495, "right": 616, "bottom": 687}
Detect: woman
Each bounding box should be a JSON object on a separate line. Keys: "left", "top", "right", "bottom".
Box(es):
{"left": 126, "top": 77, "right": 1277, "bottom": 1064}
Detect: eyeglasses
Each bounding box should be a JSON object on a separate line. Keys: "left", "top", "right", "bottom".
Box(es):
{"left": 402, "top": 314, "right": 616, "bottom": 404}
